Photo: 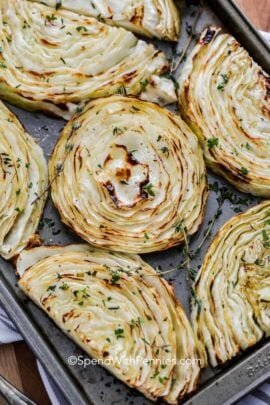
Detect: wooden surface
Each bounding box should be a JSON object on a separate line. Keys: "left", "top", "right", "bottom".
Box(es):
{"left": 0, "top": 1, "right": 269, "bottom": 405}
{"left": 0, "top": 342, "right": 50, "bottom": 404}
{"left": 236, "top": 0, "right": 270, "bottom": 31}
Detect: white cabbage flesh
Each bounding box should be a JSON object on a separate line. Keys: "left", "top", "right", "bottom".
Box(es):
{"left": 178, "top": 26, "right": 270, "bottom": 197}
{"left": 18, "top": 244, "right": 201, "bottom": 403}
{"left": 192, "top": 201, "right": 270, "bottom": 367}
{"left": 49, "top": 96, "right": 208, "bottom": 254}
{"left": 140, "top": 75, "right": 177, "bottom": 105}
{"left": 0, "top": 0, "right": 171, "bottom": 120}
{"left": 29, "top": 0, "right": 181, "bottom": 41}
{"left": 0, "top": 102, "right": 48, "bottom": 259}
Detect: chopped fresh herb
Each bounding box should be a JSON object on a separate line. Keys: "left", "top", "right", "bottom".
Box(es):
{"left": 45, "top": 15, "right": 57, "bottom": 24}
{"left": 113, "top": 127, "right": 123, "bottom": 135}
{"left": 73, "top": 288, "right": 90, "bottom": 301}
{"left": 239, "top": 166, "right": 248, "bottom": 176}
{"left": 188, "top": 267, "right": 198, "bottom": 282}
{"left": 86, "top": 270, "right": 97, "bottom": 277}
{"left": 76, "top": 104, "right": 84, "bottom": 113}
{"left": 140, "top": 79, "right": 149, "bottom": 90}
{"left": 191, "top": 289, "right": 202, "bottom": 315}
{"left": 142, "top": 182, "right": 155, "bottom": 197}
{"left": 47, "top": 285, "right": 56, "bottom": 292}
{"left": 114, "top": 328, "right": 124, "bottom": 339}
{"left": 159, "top": 376, "right": 169, "bottom": 384}
{"left": 151, "top": 370, "right": 159, "bottom": 379}
{"left": 76, "top": 26, "right": 88, "bottom": 32}
{"left": 255, "top": 259, "right": 264, "bottom": 266}
{"left": 207, "top": 137, "right": 219, "bottom": 148}
{"left": 65, "top": 143, "right": 74, "bottom": 152}
{"left": 59, "top": 283, "right": 69, "bottom": 290}
{"left": 23, "top": 20, "right": 30, "bottom": 29}
{"left": 160, "top": 146, "right": 169, "bottom": 157}
{"left": 130, "top": 106, "right": 140, "bottom": 112}
{"left": 111, "top": 271, "right": 120, "bottom": 284}
{"left": 39, "top": 217, "right": 55, "bottom": 229}
{"left": 217, "top": 74, "right": 229, "bottom": 90}
{"left": 97, "top": 14, "right": 105, "bottom": 23}
{"left": 55, "top": 0, "right": 62, "bottom": 10}
{"left": 117, "top": 85, "right": 127, "bottom": 95}
{"left": 130, "top": 318, "right": 142, "bottom": 329}
{"left": 141, "top": 337, "right": 150, "bottom": 345}
{"left": 174, "top": 220, "right": 183, "bottom": 233}
{"left": 209, "top": 182, "right": 219, "bottom": 193}
{"left": 56, "top": 163, "right": 63, "bottom": 173}
{"left": 262, "top": 230, "right": 270, "bottom": 248}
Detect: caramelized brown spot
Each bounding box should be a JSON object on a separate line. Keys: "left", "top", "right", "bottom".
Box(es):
{"left": 104, "top": 181, "right": 120, "bottom": 206}
{"left": 63, "top": 309, "right": 75, "bottom": 322}
{"left": 41, "top": 39, "right": 57, "bottom": 47}
{"left": 115, "top": 167, "right": 131, "bottom": 181}
{"left": 102, "top": 144, "right": 150, "bottom": 207}
{"left": 130, "top": 6, "right": 144, "bottom": 26}
{"left": 122, "top": 71, "right": 137, "bottom": 83}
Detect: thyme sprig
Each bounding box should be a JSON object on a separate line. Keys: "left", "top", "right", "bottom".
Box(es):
{"left": 171, "top": 4, "right": 203, "bottom": 73}
{"left": 31, "top": 143, "right": 74, "bottom": 206}
{"left": 155, "top": 182, "right": 260, "bottom": 282}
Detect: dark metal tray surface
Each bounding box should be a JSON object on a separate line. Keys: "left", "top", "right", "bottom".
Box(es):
{"left": 0, "top": 1, "right": 269, "bottom": 404}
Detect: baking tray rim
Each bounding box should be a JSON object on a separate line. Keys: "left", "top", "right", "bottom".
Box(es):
{"left": 0, "top": 0, "right": 269, "bottom": 404}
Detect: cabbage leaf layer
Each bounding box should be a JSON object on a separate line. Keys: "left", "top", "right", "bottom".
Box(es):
{"left": 178, "top": 27, "right": 270, "bottom": 197}
{"left": 29, "top": 0, "right": 181, "bottom": 41}
{"left": 49, "top": 96, "right": 208, "bottom": 254}
{"left": 0, "top": 102, "right": 48, "bottom": 259}
{"left": 18, "top": 244, "right": 201, "bottom": 403}
{"left": 0, "top": 0, "right": 170, "bottom": 119}
{"left": 192, "top": 201, "right": 270, "bottom": 367}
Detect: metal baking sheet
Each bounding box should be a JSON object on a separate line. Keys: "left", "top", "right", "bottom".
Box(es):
{"left": 0, "top": 1, "right": 269, "bottom": 404}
